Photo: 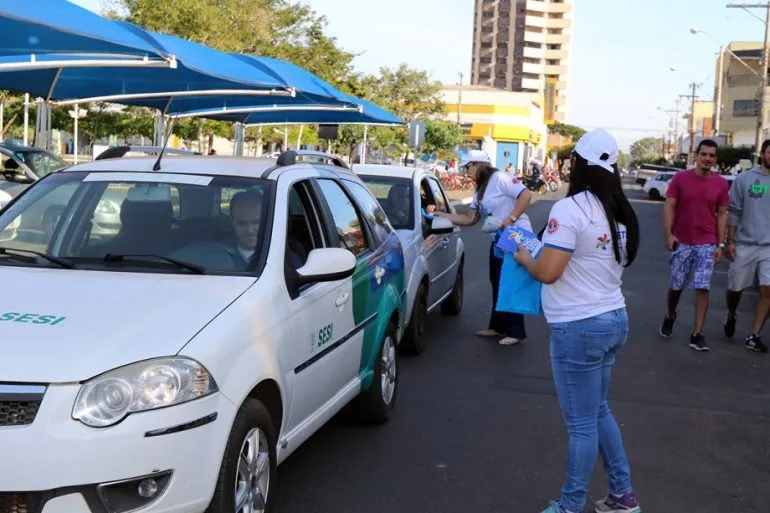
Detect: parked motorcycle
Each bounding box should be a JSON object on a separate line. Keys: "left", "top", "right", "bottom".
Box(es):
{"left": 522, "top": 174, "right": 547, "bottom": 193}
{"left": 544, "top": 171, "right": 560, "bottom": 192}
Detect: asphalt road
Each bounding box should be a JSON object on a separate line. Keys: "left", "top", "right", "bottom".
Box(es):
{"left": 276, "top": 180, "right": 770, "bottom": 513}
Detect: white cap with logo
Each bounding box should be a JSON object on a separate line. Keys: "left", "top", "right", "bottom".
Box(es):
{"left": 459, "top": 149, "right": 492, "bottom": 167}
{"left": 575, "top": 128, "right": 619, "bottom": 173}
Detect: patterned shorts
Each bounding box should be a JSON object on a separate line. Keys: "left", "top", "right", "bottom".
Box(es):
{"left": 670, "top": 243, "right": 717, "bottom": 291}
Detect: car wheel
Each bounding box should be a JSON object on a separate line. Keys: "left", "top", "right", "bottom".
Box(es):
{"left": 208, "top": 399, "right": 277, "bottom": 513}
{"left": 353, "top": 322, "right": 398, "bottom": 424}
{"left": 401, "top": 284, "right": 428, "bottom": 356}
{"left": 441, "top": 263, "right": 463, "bottom": 316}
{"left": 649, "top": 189, "right": 662, "bottom": 201}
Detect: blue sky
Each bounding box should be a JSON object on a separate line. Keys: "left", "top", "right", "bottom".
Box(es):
{"left": 73, "top": 0, "right": 767, "bottom": 150}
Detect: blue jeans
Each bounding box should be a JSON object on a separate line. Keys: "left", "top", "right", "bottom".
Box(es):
{"left": 549, "top": 308, "right": 633, "bottom": 512}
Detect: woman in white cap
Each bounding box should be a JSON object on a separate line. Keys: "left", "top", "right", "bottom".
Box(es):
{"left": 512, "top": 129, "right": 642, "bottom": 513}
{"left": 433, "top": 149, "right": 533, "bottom": 345}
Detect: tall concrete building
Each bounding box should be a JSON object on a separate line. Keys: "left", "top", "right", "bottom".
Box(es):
{"left": 470, "top": 0, "right": 573, "bottom": 123}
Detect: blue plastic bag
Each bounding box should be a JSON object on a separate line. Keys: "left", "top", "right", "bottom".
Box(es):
{"left": 495, "top": 248, "right": 543, "bottom": 317}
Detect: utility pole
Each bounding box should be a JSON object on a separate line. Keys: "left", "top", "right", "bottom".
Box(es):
{"left": 715, "top": 45, "right": 724, "bottom": 135}
{"left": 457, "top": 72, "right": 464, "bottom": 125}
{"left": 680, "top": 82, "right": 701, "bottom": 166}
{"left": 728, "top": 2, "right": 770, "bottom": 159}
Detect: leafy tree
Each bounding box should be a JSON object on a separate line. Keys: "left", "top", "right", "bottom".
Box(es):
{"left": 548, "top": 122, "right": 586, "bottom": 141}
{"left": 716, "top": 145, "right": 754, "bottom": 173}
{"left": 629, "top": 136, "right": 664, "bottom": 164}
{"left": 424, "top": 120, "right": 462, "bottom": 154}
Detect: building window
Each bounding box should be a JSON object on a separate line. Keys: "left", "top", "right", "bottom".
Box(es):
{"left": 733, "top": 99, "right": 760, "bottom": 117}
{"left": 546, "top": 59, "right": 560, "bottom": 65}
{"left": 547, "top": 43, "right": 561, "bottom": 50}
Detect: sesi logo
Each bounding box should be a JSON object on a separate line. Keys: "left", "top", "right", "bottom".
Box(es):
{"left": 0, "top": 312, "right": 66, "bottom": 325}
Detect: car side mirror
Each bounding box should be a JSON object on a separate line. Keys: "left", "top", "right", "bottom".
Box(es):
{"left": 296, "top": 248, "right": 356, "bottom": 285}
{"left": 429, "top": 216, "right": 455, "bottom": 235}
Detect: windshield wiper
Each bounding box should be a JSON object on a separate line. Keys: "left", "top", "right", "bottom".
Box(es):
{"left": 0, "top": 247, "right": 75, "bottom": 269}
{"left": 103, "top": 254, "right": 206, "bottom": 274}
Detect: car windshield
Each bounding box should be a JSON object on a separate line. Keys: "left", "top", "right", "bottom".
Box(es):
{"left": 14, "top": 150, "right": 67, "bottom": 178}
{"left": 0, "top": 170, "right": 271, "bottom": 275}
{"left": 358, "top": 175, "right": 414, "bottom": 230}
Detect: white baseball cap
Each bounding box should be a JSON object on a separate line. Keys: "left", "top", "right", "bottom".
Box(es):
{"left": 574, "top": 128, "right": 619, "bottom": 173}
{"left": 459, "top": 149, "right": 491, "bottom": 167}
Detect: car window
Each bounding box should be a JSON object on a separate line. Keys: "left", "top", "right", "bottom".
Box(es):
{"left": 87, "top": 183, "right": 180, "bottom": 244}
{"left": 358, "top": 175, "right": 413, "bottom": 230}
{"left": 345, "top": 180, "right": 394, "bottom": 247}
{"left": 317, "top": 179, "right": 369, "bottom": 257}
{"left": 0, "top": 171, "right": 271, "bottom": 275}
{"left": 426, "top": 177, "right": 450, "bottom": 213}
{"left": 286, "top": 181, "right": 325, "bottom": 269}
{"left": 15, "top": 151, "right": 67, "bottom": 178}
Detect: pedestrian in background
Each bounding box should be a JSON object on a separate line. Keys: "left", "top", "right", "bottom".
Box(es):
{"left": 432, "top": 149, "right": 533, "bottom": 345}
{"left": 513, "top": 129, "right": 641, "bottom": 513}
{"left": 723, "top": 139, "right": 770, "bottom": 353}
{"left": 659, "top": 139, "right": 729, "bottom": 351}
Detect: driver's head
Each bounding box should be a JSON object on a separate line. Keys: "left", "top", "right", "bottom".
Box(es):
{"left": 230, "top": 190, "right": 263, "bottom": 250}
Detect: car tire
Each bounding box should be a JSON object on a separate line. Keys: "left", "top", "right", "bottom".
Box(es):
{"left": 207, "top": 399, "right": 278, "bottom": 513}
{"left": 401, "top": 284, "right": 428, "bottom": 356}
{"left": 649, "top": 189, "right": 662, "bottom": 201}
{"left": 353, "top": 322, "right": 398, "bottom": 424}
{"left": 441, "top": 263, "right": 463, "bottom": 316}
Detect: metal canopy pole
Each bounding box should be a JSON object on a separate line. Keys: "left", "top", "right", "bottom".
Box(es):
{"left": 51, "top": 88, "right": 293, "bottom": 106}
{"left": 23, "top": 94, "right": 29, "bottom": 145}
{"left": 0, "top": 54, "right": 176, "bottom": 72}
{"left": 361, "top": 124, "right": 368, "bottom": 164}
{"left": 233, "top": 122, "right": 245, "bottom": 156}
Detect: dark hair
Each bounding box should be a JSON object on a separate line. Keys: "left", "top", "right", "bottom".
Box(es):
{"left": 230, "top": 189, "right": 263, "bottom": 215}
{"left": 473, "top": 163, "right": 497, "bottom": 205}
{"left": 761, "top": 139, "right": 770, "bottom": 154}
{"left": 696, "top": 138, "right": 718, "bottom": 154}
{"left": 567, "top": 154, "right": 640, "bottom": 267}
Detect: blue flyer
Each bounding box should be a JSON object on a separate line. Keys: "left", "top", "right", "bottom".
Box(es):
{"left": 496, "top": 225, "right": 543, "bottom": 258}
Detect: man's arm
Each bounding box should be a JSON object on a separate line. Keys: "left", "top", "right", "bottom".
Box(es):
{"left": 663, "top": 197, "right": 678, "bottom": 250}
{"left": 715, "top": 204, "right": 728, "bottom": 262}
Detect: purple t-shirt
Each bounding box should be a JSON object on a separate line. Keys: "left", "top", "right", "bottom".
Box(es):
{"left": 667, "top": 169, "right": 729, "bottom": 245}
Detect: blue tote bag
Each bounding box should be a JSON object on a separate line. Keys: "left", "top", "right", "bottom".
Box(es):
{"left": 495, "top": 226, "right": 543, "bottom": 316}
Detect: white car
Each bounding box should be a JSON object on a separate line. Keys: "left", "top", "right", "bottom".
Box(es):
{"left": 643, "top": 171, "right": 676, "bottom": 200}
{"left": 0, "top": 151, "right": 406, "bottom": 513}
{"left": 353, "top": 164, "right": 464, "bottom": 355}
{"left": 0, "top": 189, "right": 19, "bottom": 242}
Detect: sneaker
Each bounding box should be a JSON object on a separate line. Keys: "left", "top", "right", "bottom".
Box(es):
{"left": 595, "top": 491, "right": 642, "bottom": 513}
{"left": 745, "top": 334, "right": 768, "bottom": 353}
{"left": 724, "top": 314, "right": 737, "bottom": 338}
{"left": 659, "top": 315, "right": 675, "bottom": 337}
{"left": 540, "top": 501, "right": 569, "bottom": 513}
{"left": 689, "top": 333, "right": 709, "bottom": 352}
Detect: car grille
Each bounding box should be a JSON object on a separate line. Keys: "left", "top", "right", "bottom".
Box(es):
{"left": 0, "top": 493, "right": 41, "bottom": 513}
{"left": 0, "top": 384, "right": 46, "bottom": 427}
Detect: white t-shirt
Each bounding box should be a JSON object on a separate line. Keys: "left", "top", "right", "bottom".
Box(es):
{"left": 469, "top": 171, "right": 532, "bottom": 234}
{"left": 540, "top": 191, "right": 628, "bottom": 324}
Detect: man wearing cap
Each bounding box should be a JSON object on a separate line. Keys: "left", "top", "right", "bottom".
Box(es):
{"left": 660, "top": 139, "right": 729, "bottom": 351}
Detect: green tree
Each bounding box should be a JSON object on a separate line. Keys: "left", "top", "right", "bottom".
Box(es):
{"left": 548, "top": 122, "right": 586, "bottom": 141}
{"left": 629, "top": 136, "right": 664, "bottom": 164}
{"left": 424, "top": 120, "right": 462, "bottom": 154}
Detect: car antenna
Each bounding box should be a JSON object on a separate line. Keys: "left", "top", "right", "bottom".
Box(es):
{"left": 152, "top": 117, "right": 177, "bottom": 172}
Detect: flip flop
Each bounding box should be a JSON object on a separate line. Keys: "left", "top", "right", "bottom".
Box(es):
{"left": 498, "top": 337, "right": 520, "bottom": 346}
{"left": 475, "top": 329, "right": 501, "bottom": 337}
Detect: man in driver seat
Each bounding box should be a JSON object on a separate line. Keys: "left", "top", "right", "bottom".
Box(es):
{"left": 229, "top": 190, "right": 305, "bottom": 269}
{"left": 229, "top": 190, "right": 263, "bottom": 265}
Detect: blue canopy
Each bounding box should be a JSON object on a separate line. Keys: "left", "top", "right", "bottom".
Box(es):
{"left": 0, "top": 0, "right": 170, "bottom": 63}
{"left": 0, "top": 21, "right": 361, "bottom": 113}
{"left": 171, "top": 94, "right": 403, "bottom": 126}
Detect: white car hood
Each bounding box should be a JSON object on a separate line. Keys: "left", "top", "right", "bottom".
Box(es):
{"left": 0, "top": 266, "right": 256, "bottom": 383}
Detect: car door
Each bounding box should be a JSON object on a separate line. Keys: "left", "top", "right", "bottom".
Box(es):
{"left": 418, "top": 176, "right": 453, "bottom": 306}
{"left": 426, "top": 175, "right": 460, "bottom": 297}
{"left": 316, "top": 178, "right": 388, "bottom": 378}
{"left": 283, "top": 179, "right": 358, "bottom": 430}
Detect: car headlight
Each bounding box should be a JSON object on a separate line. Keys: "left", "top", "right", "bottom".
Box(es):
{"left": 72, "top": 357, "right": 218, "bottom": 428}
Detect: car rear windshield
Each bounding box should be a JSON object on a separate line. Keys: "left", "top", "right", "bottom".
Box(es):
{"left": 358, "top": 175, "right": 414, "bottom": 230}
{"left": 0, "top": 170, "right": 272, "bottom": 275}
